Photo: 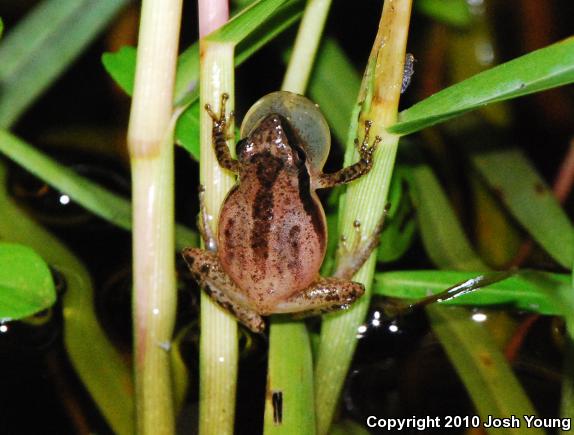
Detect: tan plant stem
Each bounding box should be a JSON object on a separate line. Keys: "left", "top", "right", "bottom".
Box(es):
{"left": 127, "top": 0, "right": 183, "bottom": 433}
{"left": 198, "top": 40, "right": 238, "bottom": 435}
{"left": 314, "top": 1, "right": 413, "bottom": 433}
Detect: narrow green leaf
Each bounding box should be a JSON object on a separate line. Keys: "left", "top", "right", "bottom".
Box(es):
{"left": 0, "top": 130, "right": 197, "bottom": 249}
{"left": 0, "top": 242, "right": 56, "bottom": 321}
{"left": 427, "top": 305, "right": 545, "bottom": 435}
{"left": 0, "top": 17, "right": 3, "bottom": 39}
{"left": 389, "top": 37, "right": 574, "bottom": 135}
{"left": 404, "top": 154, "right": 487, "bottom": 270}
{"left": 377, "top": 168, "right": 417, "bottom": 263}
{"left": 206, "top": 0, "right": 290, "bottom": 43}
{"left": 469, "top": 145, "right": 574, "bottom": 269}
{"left": 415, "top": 0, "right": 471, "bottom": 28}
{"left": 403, "top": 149, "right": 540, "bottom": 426}
{"left": 0, "top": 0, "right": 129, "bottom": 128}
{"left": 264, "top": 320, "right": 315, "bottom": 434}
{"left": 308, "top": 38, "right": 361, "bottom": 145}
{"left": 374, "top": 270, "right": 570, "bottom": 316}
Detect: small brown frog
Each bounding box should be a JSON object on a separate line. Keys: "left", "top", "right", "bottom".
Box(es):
{"left": 183, "top": 91, "right": 381, "bottom": 332}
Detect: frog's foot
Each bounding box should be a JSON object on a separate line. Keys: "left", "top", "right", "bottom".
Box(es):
{"left": 273, "top": 277, "right": 365, "bottom": 317}
{"left": 333, "top": 209, "right": 388, "bottom": 280}
{"left": 205, "top": 93, "right": 239, "bottom": 173}
{"left": 182, "top": 248, "right": 265, "bottom": 333}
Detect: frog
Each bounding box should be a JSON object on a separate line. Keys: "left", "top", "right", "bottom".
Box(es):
{"left": 182, "top": 91, "right": 382, "bottom": 333}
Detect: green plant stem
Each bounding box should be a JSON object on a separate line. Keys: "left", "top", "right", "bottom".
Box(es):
{"left": 314, "top": 1, "right": 413, "bottom": 433}
{"left": 281, "top": 0, "right": 332, "bottom": 93}
{"left": 127, "top": 0, "right": 183, "bottom": 433}
{"left": 0, "top": 162, "right": 134, "bottom": 434}
{"left": 264, "top": 0, "right": 336, "bottom": 433}
{"left": 198, "top": 40, "right": 238, "bottom": 435}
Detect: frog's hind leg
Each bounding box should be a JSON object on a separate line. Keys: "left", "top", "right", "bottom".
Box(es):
{"left": 273, "top": 277, "right": 365, "bottom": 316}
{"left": 182, "top": 248, "right": 266, "bottom": 333}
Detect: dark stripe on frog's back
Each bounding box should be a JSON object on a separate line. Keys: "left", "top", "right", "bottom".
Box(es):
{"left": 250, "top": 152, "right": 284, "bottom": 264}
{"left": 293, "top": 145, "right": 325, "bottom": 252}
{"left": 279, "top": 116, "right": 326, "bottom": 252}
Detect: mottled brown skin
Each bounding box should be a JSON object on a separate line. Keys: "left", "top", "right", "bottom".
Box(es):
{"left": 183, "top": 93, "right": 380, "bottom": 332}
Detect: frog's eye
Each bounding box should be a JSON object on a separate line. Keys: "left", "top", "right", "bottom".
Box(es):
{"left": 240, "top": 91, "right": 330, "bottom": 172}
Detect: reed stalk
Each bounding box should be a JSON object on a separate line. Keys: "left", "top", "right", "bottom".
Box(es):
{"left": 197, "top": 2, "right": 238, "bottom": 433}
{"left": 314, "top": 1, "right": 413, "bottom": 433}
{"left": 127, "top": 0, "right": 182, "bottom": 432}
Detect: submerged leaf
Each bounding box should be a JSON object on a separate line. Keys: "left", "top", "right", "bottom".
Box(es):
{"left": 0, "top": 242, "right": 55, "bottom": 320}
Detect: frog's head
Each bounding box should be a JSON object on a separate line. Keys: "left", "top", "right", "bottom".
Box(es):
{"left": 239, "top": 91, "right": 331, "bottom": 174}
{"left": 236, "top": 113, "right": 307, "bottom": 169}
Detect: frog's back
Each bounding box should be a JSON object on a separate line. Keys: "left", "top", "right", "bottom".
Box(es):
{"left": 217, "top": 162, "right": 326, "bottom": 314}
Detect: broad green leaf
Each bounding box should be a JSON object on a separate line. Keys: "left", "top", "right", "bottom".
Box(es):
{"left": 427, "top": 305, "right": 544, "bottom": 435}
{"left": 374, "top": 270, "right": 570, "bottom": 316}
{"left": 469, "top": 144, "right": 574, "bottom": 269}
{"left": 0, "top": 0, "right": 129, "bottom": 128}
{"left": 0, "top": 130, "right": 197, "bottom": 249}
{"left": 415, "top": 0, "right": 471, "bottom": 28}
{"left": 389, "top": 37, "right": 574, "bottom": 135}
{"left": 101, "top": 45, "right": 136, "bottom": 95}
{"left": 0, "top": 242, "right": 55, "bottom": 320}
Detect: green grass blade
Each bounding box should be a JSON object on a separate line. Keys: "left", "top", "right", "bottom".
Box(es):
{"left": 0, "top": 0, "right": 129, "bottom": 128}
{"left": 404, "top": 156, "right": 487, "bottom": 270}
{"left": 0, "top": 130, "right": 197, "bottom": 249}
{"left": 307, "top": 38, "right": 361, "bottom": 145}
{"left": 469, "top": 145, "right": 574, "bottom": 269}
{"left": 406, "top": 149, "right": 541, "bottom": 427}
{"left": 206, "top": 0, "right": 291, "bottom": 43}
{"left": 0, "top": 242, "right": 56, "bottom": 321}
{"left": 427, "top": 305, "right": 545, "bottom": 435}
{"left": 374, "top": 270, "right": 570, "bottom": 316}
{"left": 389, "top": 37, "right": 574, "bottom": 135}
{"left": 264, "top": 320, "right": 316, "bottom": 434}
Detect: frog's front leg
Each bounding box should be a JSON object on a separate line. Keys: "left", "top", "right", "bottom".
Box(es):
{"left": 205, "top": 93, "right": 239, "bottom": 173}
{"left": 314, "top": 120, "right": 381, "bottom": 189}
{"left": 182, "top": 248, "right": 266, "bottom": 333}
{"left": 273, "top": 277, "right": 365, "bottom": 316}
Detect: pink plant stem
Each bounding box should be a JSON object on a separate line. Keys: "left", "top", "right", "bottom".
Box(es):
{"left": 198, "top": 0, "right": 229, "bottom": 37}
